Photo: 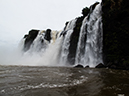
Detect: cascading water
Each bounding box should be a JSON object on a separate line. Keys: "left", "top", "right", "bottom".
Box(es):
{"left": 75, "top": 4, "right": 103, "bottom": 67}
{"left": 0, "top": 30, "right": 63, "bottom": 66}
{"left": 59, "top": 19, "right": 77, "bottom": 65}
{"left": 0, "top": 3, "right": 103, "bottom": 68}
{"left": 75, "top": 17, "right": 87, "bottom": 65}
{"left": 38, "top": 35, "right": 64, "bottom": 66}
{"left": 20, "top": 18, "right": 77, "bottom": 66}
{"left": 27, "top": 30, "right": 48, "bottom": 54}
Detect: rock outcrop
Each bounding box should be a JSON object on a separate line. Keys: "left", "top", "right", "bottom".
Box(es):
{"left": 102, "top": 0, "right": 129, "bottom": 70}
{"left": 23, "top": 29, "right": 52, "bottom": 51}
{"left": 44, "top": 29, "right": 52, "bottom": 43}
{"left": 24, "top": 29, "right": 39, "bottom": 51}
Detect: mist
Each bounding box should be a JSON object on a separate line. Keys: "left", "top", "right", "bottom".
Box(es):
{"left": 0, "top": 34, "right": 66, "bottom": 67}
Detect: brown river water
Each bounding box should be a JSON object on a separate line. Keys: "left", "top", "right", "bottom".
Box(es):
{"left": 0, "top": 65, "right": 129, "bottom": 96}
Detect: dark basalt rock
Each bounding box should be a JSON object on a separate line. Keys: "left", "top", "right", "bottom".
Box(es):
{"left": 68, "top": 16, "right": 85, "bottom": 64}
{"left": 24, "top": 34, "right": 28, "bottom": 38}
{"left": 95, "top": 63, "right": 106, "bottom": 68}
{"left": 82, "top": 7, "right": 90, "bottom": 17}
{"left": 74, "top": 64, "right": 84, "bottom": 68}
{"left": 102, "top": 0, "right": 129, "bottom": 70}
{"left": 44, "top": 29, "right": 52, "bottom": 42}
{"left": 24, "top": 29, "right": 39, "bottom": 51}
{"left": 110, "top": 65, "right": 117, "bottom": 69}
{"left": 60, "top": 22, "right": 69, "bottom": 37}
{"left": 85, "top": 65, "right": 89, "bottom": 68}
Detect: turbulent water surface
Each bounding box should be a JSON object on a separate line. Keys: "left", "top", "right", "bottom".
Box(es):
{"left": 0, "top": 65, "right": 129, "bottom": 96}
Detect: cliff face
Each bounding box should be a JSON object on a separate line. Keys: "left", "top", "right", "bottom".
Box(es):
{"left": 102, "top": 0, "right": 129, "bottom": 69}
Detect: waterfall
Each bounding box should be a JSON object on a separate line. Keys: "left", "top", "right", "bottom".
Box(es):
{"left": 23, "top": 30, "right": 49, "bottom": 56}
{"left": 4, "top": 30, "right": 63, "bottom": 66}
{"left": 38, "top": 36, "right": 64, "bottom": 66}
{"left": 60, "top": 19, "right": 77, "bottom": 65}
{"left": 1, "top": 3, "right": 103, "bottom": 67}
{"left": 75, "top": 4, "right": 103, "bottom": 67}
{"left": 75, "top": 17, "right": 87, "bottom": 65}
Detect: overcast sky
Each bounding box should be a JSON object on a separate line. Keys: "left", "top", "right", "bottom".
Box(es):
{"left": 0, "top": 0, "right": 101, "bottom": 45}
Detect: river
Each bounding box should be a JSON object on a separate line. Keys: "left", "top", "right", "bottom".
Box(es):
{"left": 0, "top": 65, "right": 129, "bottom": 96}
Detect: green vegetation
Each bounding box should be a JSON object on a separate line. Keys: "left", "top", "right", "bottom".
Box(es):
{"left": 81, "top": 7, "right": 90, "bottom": 17}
